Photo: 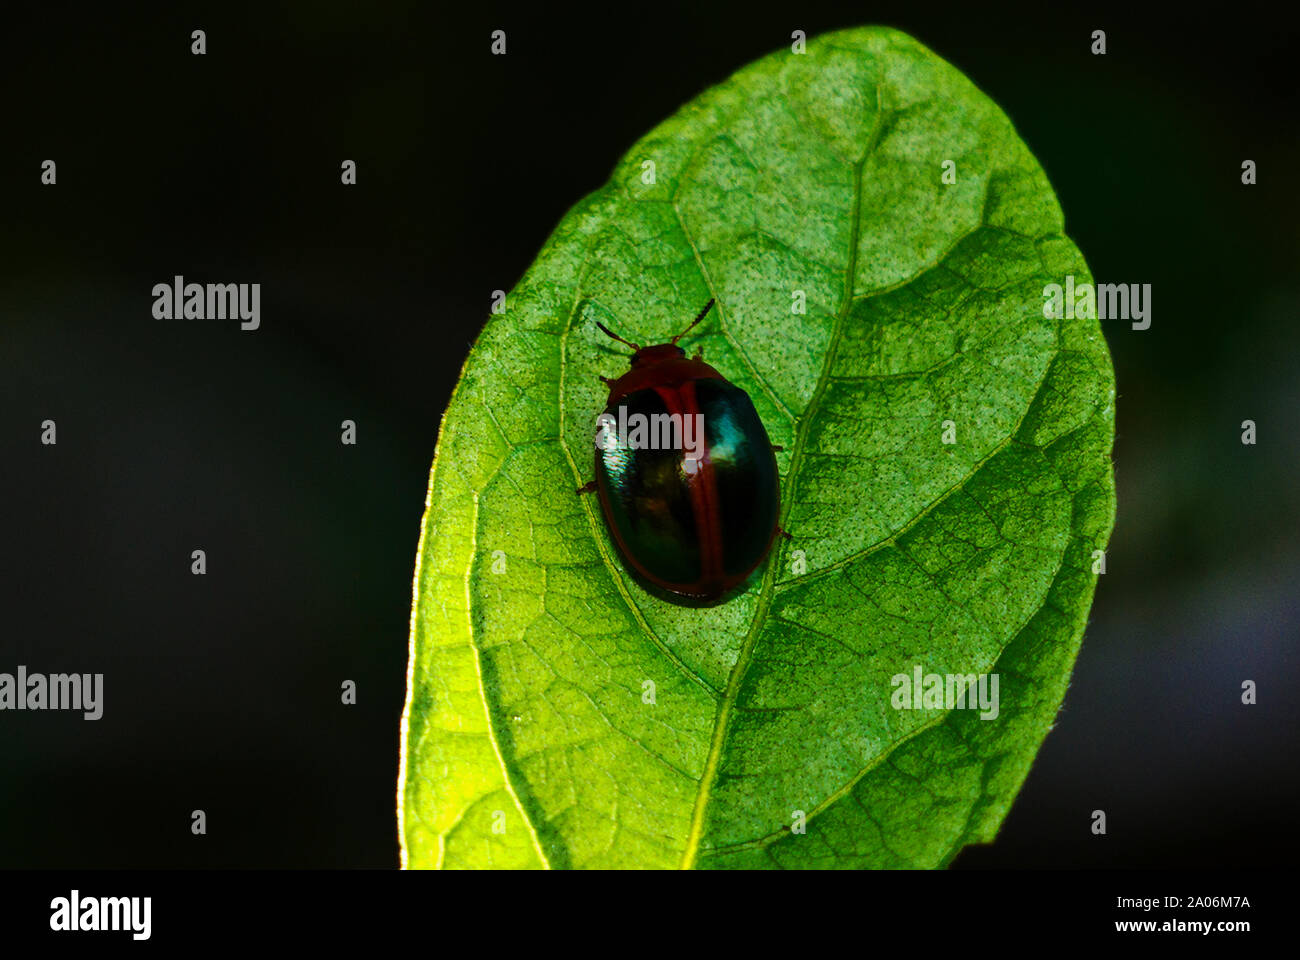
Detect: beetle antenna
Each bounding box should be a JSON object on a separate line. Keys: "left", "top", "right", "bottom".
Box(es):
{"left": 594, "top": 321, "right": 640, "bottom": 352}
{"left": 671, "top": 298, "right": 715, "bottom": 344}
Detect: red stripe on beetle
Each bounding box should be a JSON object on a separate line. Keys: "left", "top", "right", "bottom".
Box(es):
{"left": 652, "top": 380, "right": 724, "bottom": 587}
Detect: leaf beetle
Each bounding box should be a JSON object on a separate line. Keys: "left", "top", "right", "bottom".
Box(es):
{"left": 577, "top": 299, "right": 787, "bottom": 605}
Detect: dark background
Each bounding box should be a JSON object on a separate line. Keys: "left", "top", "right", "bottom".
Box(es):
{"left": 1, "top": 1, "right": 1296, "bottom": 868}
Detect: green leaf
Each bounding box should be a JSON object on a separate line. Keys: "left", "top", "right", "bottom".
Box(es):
{"left": 399, "top": 25, "right": 1115, "bottom": 869}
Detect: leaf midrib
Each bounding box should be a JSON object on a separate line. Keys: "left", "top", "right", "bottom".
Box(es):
{"left": 679, "top": 92, "right": 885, "bottom": 868}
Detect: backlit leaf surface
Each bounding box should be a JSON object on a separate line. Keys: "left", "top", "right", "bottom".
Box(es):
{"left": 399, "top": 26, "right": 1116, "bottom": 869}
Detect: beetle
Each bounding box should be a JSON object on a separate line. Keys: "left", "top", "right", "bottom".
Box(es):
{"left": 577, "top": 299, "right": 786, "bottom": 604}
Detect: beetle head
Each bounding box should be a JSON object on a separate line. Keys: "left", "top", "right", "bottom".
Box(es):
{"left": 629, "top": 343, "right": 686, "bottom": 367}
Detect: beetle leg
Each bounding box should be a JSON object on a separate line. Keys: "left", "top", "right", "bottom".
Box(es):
{"left": 771, "top": 444, "right": 784, "bottom": 452}
{"left": 693, "top": 347, "right": 705, "bottom": 360}
{"left": 598, "top": 375, "right": 615, "bottom": 385}
{"left": 777, "top": 525, "right": 793, "bottom": 541}
{"left": 575, "top": 480, "right": 598, "bottom": 496}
